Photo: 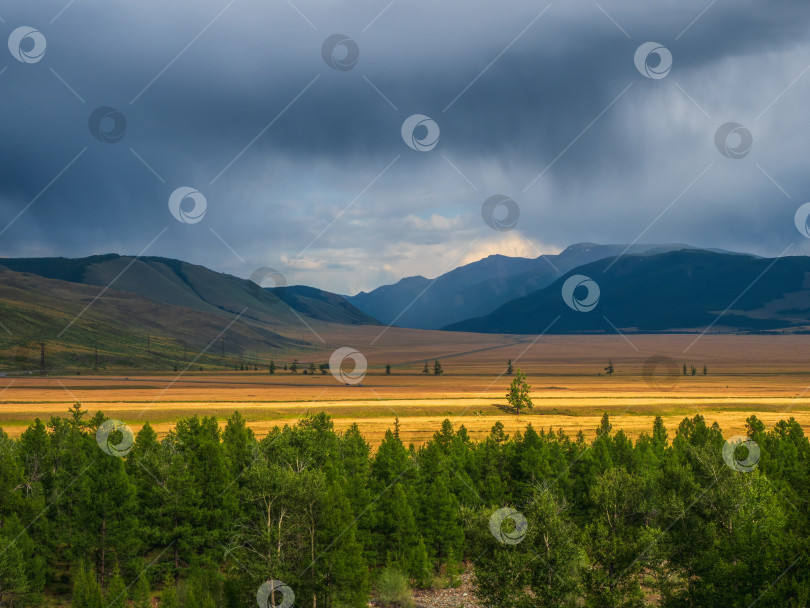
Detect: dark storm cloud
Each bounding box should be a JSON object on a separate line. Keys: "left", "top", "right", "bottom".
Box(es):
{"left": 2, "top": 0, "right": 810, "bottom": 292}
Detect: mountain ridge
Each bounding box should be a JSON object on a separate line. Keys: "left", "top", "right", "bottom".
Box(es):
{"left": 0, "top": 254, "right": 376, "bottom": 327}
{"left": 345, "top": 242, "right": 741, "bottom": 330}
{"left": 443, "top": 249, "right": 809, "bottom": 334}
{"left": 2, "top": 244, "right": 800, "bottom": 363}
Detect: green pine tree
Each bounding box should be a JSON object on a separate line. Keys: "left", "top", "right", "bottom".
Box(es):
{"left": 0, "top": 426, "right": 24, "bottom": 526}
{"left": 85, "top": 432, "right": 137, "bottom": 580}
{"left": 371, "top": 429, "right": 411, "bottom": 488}
{"left": 596, "top": 412, "right": 612, "bottom": 437}
{"left": 470, "top": 488, "right": 583, "bottom": 606}
{"left": 377, "top": 483, "right": 419, "bottom": 567}
{"left": 339, "top": 424, "right": 374, "bottom": 550}
{"left": 160, "top": 572, "right": 178, "bottom": 608}
{"left": 433, "top": 360, "right": 443, "bottom": 375}
{"left": 418, "top": 476, "right": 464, "bottom": 562}
{"left": 124, "top": 422, "right": 166, "bottom": 558}
{"left": 409, "top": 535, "right": 433, "bottom": 588}
{"left": 222, "top": 411, "right": 256, "bottom": 480}
{"left": 319, "top": 474, "right": 369, "bottom": 606}
{"left": 104, "top": 565, "right": 127, "bottom": 608}
{"left": 171, "top": 416, "right": 238, "bottom": 562}
{"left": 506, "top": 369, "right": 532, "bottom": 414}
{"left": 73, "top": 562, "right": 102, "bottom": 608}
{"left": 71, "top": 561, "right": 90, "bottom": 608}
{"left": 0, "top": 530, "right": 28, "bottom": 607}
{"left": 132, "top": 574, "right": 151, "bottom": 608}
{"left": 185, "top": 568, "right": 221, "bottom": 608}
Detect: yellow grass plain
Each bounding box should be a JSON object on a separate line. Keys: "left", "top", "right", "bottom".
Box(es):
{"left": 2, "top": 329, "right": 810, "bottom": 447}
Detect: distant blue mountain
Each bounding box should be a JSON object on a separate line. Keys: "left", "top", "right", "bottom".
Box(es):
{"left": 443, "top": 249, "right": 810, "bottom": 334}
{"left": 346, "top": 243, "right": 729, "bottom": 330}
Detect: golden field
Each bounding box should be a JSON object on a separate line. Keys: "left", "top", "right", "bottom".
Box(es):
{"left": 2, "top": 329, "right": 810, "bottom": 446}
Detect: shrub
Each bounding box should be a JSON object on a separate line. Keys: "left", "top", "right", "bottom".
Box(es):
{"left": 376, "top": 567, "right": 414, "bottom": 608}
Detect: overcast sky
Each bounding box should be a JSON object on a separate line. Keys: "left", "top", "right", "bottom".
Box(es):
{"left": 2, "top": 0, "right": 810, "bottom": 294}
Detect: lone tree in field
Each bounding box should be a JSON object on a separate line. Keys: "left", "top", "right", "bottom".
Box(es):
{"left": 433, "top": 360, "right": 443, "bottom": 375}
{"left": 290, "top": 359, "right": 299, "bottom": 373}
{"left": 506, "top": 359, "right": 514, "bottom": 375}
{"left": 309, "top": 361, "right": 317, "bottom": 374}
{"left": 319, "top": 363, "right": 329, "bottom": 375}
{"left": 269, "top": 359, "right": 276, "bottom": 374}
{"left": 683, "top": 362, "right": 687, "bottom": 376}
{"left": 507, "top": 369, "right": 532, "bottom": 414}
{"left": 385, "top": 363, "right": 391, "bottom": 375}
{"left": 604, "top": 360, "right": 614, "bottom": 376}
{"left": 703, "top": 363, "right": 708, "bottom": 375}
{"left": 423, "top": 362, "right": 430, "bottom": 375}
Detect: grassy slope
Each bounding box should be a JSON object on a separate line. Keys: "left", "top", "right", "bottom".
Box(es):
{"left": 268, "top": 285, "right": 380, "bottom": 325}
{"left": 0, "top": 267, "right": 309, "bottom": 372}
{"left": 0, "top": 254, "right": 356, "bottom": 329}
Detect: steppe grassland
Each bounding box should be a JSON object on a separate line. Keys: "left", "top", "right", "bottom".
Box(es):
{"left": 2, "top": 331, "right": 809, "bottom": 446}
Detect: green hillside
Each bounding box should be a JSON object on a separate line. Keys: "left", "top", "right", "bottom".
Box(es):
{"left": 0, "top": 266, "right": 307, "bottom": 372}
